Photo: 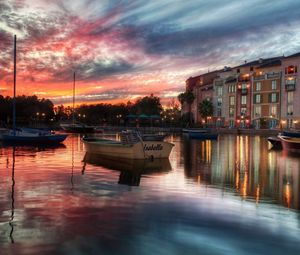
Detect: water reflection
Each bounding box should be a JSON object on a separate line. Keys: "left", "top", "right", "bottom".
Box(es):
{"left": 83, "top": 153, "right": 172, "bottom": 186}
{"left": 9, "top": 147, "right": 15, "bottom": 243}
{"left": 183, "top": 135, "right": 300, "bottom": 210}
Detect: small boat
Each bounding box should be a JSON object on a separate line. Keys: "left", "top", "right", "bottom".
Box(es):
{"left": 182, "top": 128, "right": 218, "bottom": 140}
{"left": 82, "top": 131, "right": 174, "bottom": 159}
{"left": 279, "top": 135, "right": 300, "bottom": 153}
{"left": 281, "top": 131, "right": 300, "bottom": 138}
{"left": 267, "top": 136, "right": 282, "bottom": 149}
{"left": 60, "top": 123, "right": 95, "bottom": 133}
{"left": 1, "top": 129, "right": 67, "bottom": 144}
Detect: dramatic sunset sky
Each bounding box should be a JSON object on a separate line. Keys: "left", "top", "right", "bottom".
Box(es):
{"left": 0, "top": 0, "right": 300, "bottom": 106}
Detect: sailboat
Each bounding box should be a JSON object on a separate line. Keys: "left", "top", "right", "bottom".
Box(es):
{"left": 1, "top": 35, "right": 67, "bottom": 144}
{"left": 60, "top": 72, "right": 95, "bottom": 133}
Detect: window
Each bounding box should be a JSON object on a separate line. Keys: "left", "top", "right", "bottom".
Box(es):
{"left": 229, "top": 96, "right": 235, "bottom": 106}
{"left": 287, "top": 65, "right": 297, "bottom": 74}
{"left": 229, "top": 108, "right": 234, "bottom": 117}
{"left": 241, "top": 83, "right": 247, "bottom": 89}
{"left": 217, "top": 108, "right": 222, "bottom": 117}
{"left": 241, "top": 107, "right": 247, "bottom": 116}
{"left": 286, "top": 78, "right": 296, "bottom": 85}
{"left": 241, "top": 95, "right": 247, "bottom": 105}
{"left": 256, "top": 82, "right": 261, "bottom": 91}
{"left": 250, "top": 66, "right": 254, "bottom": 71}
{"left": 288, "top": 105, "right": 293, "bottom": 115}
{"left": 270, "top": 105, "right": 277, "bottom": 116}
{"left": 217, "top": 86, "right": 223, "bottom": 96}
{"left": 270, "top": 93, "right": 277, "bottom": 103}
{"left": 237, "top": 68, "right": 240, "bottom": 73}
{"left": 287, "top": 91, "right": 294, "bottom": 104}
{"left": 254, "top": 106, "right": 261, "bottom": 117}
{"left": 217, "top": 97, "right": 222, "bottom": 106}
{"left": 255, "top": 94, "right": 261, "bottom": 103}
{"left": 271, "top": 80, "right": 277, "bottom": 90}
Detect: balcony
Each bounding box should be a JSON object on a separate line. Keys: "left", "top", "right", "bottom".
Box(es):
{"left": 285, "top": 84, "right": 295, "bottom": 91}
{"left": 253, "top": 75, "right": 265, "bottom": 81}
{"left": 267, "top": 72, "right": 280, "bottom": 79}
{"left": 240, "top": 88, "right": 248, "bottom": 95}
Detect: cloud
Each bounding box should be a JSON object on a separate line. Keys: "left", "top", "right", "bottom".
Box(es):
{"left": 0, "top": 0, "right": 300, "bottom": 105}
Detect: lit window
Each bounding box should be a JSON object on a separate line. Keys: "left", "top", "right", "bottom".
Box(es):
{"left": 270, "top": 93, "right": 277, "bottom": 103}
{"left": 241, "top": 95, "right": 247, "bottom": 105}
{"left": 255, "top": 94, "right": 261, "bottom": 103}
{"left": 241, "top": 107, "right": 247, "bottom": 116}
{"left": 229, "top": 108, "right": 234, "bottom": 117}
{"left": 254, "top": 106, "right": 261, "bottom": 117}
{"left": 241, "top": 83, "right": 247, "bottom": 89}
{"left": 270, "top": 105, "right": 277, "bottom": 116}
{"left": 256, "top": 82, "right": 261, "bottom": 91}
{"left": 217, "top": 86, "right": 223, "bottom": 96}
{"left": 229, "top": 96, "right": 235, "bottom": 106}
{"left": 271, "top": 80, "right": 277, "bottom": 90}
{"left": 287, "top": 91, "right": 294, "bottom": 104}
{"left": 288, "top": 105, "right": 293, "bottom": 115}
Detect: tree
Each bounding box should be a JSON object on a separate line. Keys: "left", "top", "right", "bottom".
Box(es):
{"left": 198, "top": 99, "right": 213, "bottom": 124}
{"left": 133, "top": 95, "right": 162, "bottom": 116}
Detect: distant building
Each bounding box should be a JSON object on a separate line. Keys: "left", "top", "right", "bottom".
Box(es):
{"left": 183, "top": 52, "right": 300, "bottom": 129}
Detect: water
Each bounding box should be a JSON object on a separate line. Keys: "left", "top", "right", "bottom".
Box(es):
{"left": 0, "top": 134, "right": 300, "bottom": 255}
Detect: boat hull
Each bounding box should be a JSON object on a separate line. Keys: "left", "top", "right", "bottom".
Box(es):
{"left": 1, "top": 134, "right": 67, "bottom": 144}
{"left": 188, "top": 133, "right": 218, "bottom": 140}
{"left": 282, "top": 131, "right": 300, "bottom": 138}
{"left": 83, "top": 138, "right": 174, "bottom": 159}
{"left": 267, "top": 136, "right": 282, "bottom": 149}
{"left": 279, "top": 136, "right": 300, "bottom": 153}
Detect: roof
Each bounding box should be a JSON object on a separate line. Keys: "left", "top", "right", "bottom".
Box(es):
{"left": 234, "top": 56, "right": 283, "bottom": 68}
{"left": 285, "top": 52, "right": 300, "bottom": 59}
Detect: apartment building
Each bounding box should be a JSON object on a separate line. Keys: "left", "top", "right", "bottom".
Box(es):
{"left": 281, "top": 53, "right": 300, "bottom": 129}
{"left": 183, "top": 53, "right": 300, "bottom": 129}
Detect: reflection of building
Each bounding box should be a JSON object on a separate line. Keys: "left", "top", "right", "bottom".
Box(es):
{"left": 182, "top": 135, "right": 300, "bottom": 209}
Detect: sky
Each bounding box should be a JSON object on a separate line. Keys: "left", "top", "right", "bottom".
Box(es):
{"left": 0, "top": 0, "right": 300, "bottom": 106}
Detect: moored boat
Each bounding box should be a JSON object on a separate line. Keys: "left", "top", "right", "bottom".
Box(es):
{"left": 82, "top": 131, "right": 174, "bottom": 159}
{"left": 278, "top": 135, "right": 300, "bottom": 153}
{"left": 1, "top": 129, "right": 67, "bottom": 144}
{"left": 60, "top": 123, "right": 95, "bottom": 133}
{"left": 182, "top": 128, "right": 218, "bottom": 140}
{"left": 267, "top": 136, "right": 282, "bottom": 149}
{"left": 281, "top": 131, "right": 300, "bottom": 138}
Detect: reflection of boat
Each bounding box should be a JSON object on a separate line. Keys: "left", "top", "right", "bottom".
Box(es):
{"left": 267, "top": 136, "right": 282, "bottom": 149}
{"left": 279, "top": 135, "right": 300, "bottom": 153}
{"left": 182, "top": 128, "right": 218, "bottom": 140}
{"left": 82, "top": 131, "right": 174, "bottom": 159}
{"left": 83, "top": 152, "right": 172, "bottom": 186}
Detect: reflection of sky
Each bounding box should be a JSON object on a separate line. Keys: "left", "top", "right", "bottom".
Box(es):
{"left": 0, "top": 135, "right": 300, "bottom": 254}
{"left": 1, "top": 1, "right": 300, "bottom": 105}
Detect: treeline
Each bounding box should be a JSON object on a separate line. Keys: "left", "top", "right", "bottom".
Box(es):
{"left": 0, "top": 94, "right": 182, "bottom": 127}
{"left": 0, "top": 95, "right": 54, "bottom": 125}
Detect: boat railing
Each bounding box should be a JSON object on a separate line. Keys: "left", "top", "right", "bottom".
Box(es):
{"left": 120, "top": 130, "right": 142, "bottom": 145}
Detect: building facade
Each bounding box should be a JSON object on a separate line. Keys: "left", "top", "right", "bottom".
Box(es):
{"left": 183, "top": 52, "right": 300, "bottom": 129}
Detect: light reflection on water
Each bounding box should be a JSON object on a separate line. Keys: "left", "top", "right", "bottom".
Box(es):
{"left": 0, "top": 134, "right": 300, "bottom": 255}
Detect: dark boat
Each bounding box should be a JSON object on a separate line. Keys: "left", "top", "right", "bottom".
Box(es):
{"left": 182, "top": 128, "right": 218, "bottom": 140}
{"left": 279, "top": 135, "right": 300, "bottom": 153}
{"left": 60, "top": 123, "right": 95, "bottom": 133}
{"left": 267, "top": 136, "right": 282, "bottom": 149}
{"left": 282, "top": 131, "right": 300, "bottom": 138}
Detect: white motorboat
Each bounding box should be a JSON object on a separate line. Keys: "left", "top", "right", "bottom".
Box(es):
{"left": 82, "top": 131, "right": 174, "bottom": 159}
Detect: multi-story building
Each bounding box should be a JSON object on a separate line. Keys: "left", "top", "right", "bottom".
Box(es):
{"left": 252, "top": 58, "right": 282, "bottom": 128}
{"left": 281, "top": 53, "right": 300, "bottom": 129}
{"left": 183, "top": 53, "right": 300, "bottom": 130}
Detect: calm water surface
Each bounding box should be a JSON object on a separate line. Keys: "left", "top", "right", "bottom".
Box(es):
{"left": 0, "top": 134, "right": 300, "bottom": 255}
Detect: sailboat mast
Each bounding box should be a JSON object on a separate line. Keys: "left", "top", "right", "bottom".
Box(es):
{"left": 12, "top": 35, "right": 17, "bottom": 135}
{"left": 72, "top": 72, "right": 75, "bottom": 126}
